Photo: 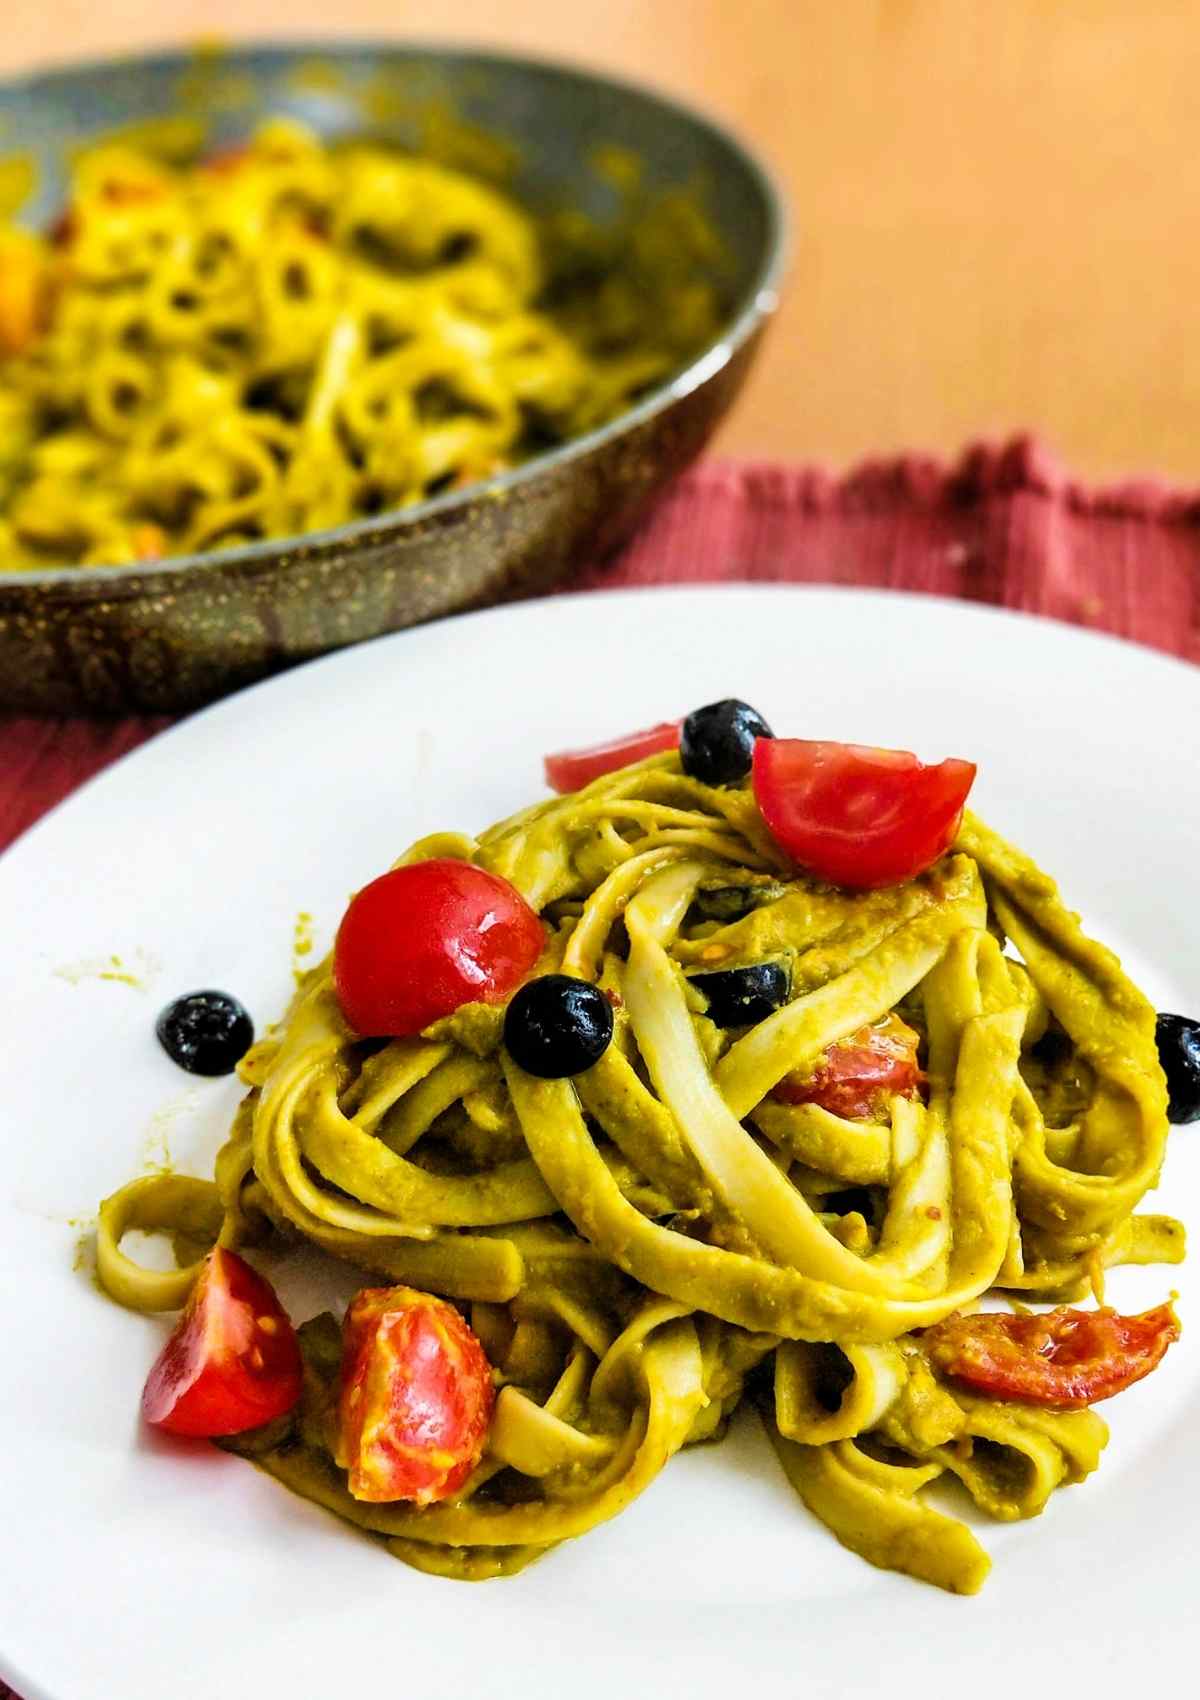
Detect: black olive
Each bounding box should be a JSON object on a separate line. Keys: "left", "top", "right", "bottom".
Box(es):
{"left": 1030, "top": 1025, "right": 1074, "bottom": 1066}
{"left": 694, "top": 880, "right": 788, "bottom": 922}
{"left": 823, "top": 1187, "right": 877, "bottom": 1220}
{"left": 503, "top": 975, "right": 614, "bottom": 1079}
{"left": 812, "top": 1345, "right": 855, "bottom": 1413}
{"left": 1156, "top": 1013, "right": 1200, "bottom": 1124}
{"left": 679, "top": 699, "right": 774, "bottom": 786}
{"left": 689, "top": 961, "right": 790, "bottom": 1027}
{"left": 156, "top": 990, "right": 254, "bottom": 1076}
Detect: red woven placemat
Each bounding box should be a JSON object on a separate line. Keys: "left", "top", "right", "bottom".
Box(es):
{"left": 0, "top": 435, "right": 1198, "bottom": 1698}
{"left": 1, "top": 436, "right": 1198, "bottom": 860}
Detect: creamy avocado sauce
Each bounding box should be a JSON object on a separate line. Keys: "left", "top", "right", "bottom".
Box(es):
{"left": 94, "top": 770, "right": 1181, "bottom": 1593}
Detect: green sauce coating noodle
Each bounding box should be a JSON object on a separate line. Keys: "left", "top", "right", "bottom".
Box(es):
{"left": 0, "top": 119, "right": 721, "bottom": 568}
{"left": 97, "top": 758, "right": 1182, "bottom": 1591}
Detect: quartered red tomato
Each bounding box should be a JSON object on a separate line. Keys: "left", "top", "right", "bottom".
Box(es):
{"left": 333, "top": 858, "right": 544, "bottom": 1038}
{"left": 334, "top": 1286, "right": 495, "bottom": 1505}
{"left": 141, "top": 1248, "right": 303, "bottom": 1438}
{"left": 544, "top": 721, "right": 681, "bottom": 793}
{"left": 774, "top": 1013, "right": 924, "bottom": 1120}
{"left": 922, "top": 1302, "right": 1181, "bottom": 1408}
{"left": 752, "top": 739, "right": 976, "bottom": 889}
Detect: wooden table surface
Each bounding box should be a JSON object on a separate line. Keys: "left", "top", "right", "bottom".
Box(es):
{"left": 4, "top": 0, "right": 1199, "bottom": 480}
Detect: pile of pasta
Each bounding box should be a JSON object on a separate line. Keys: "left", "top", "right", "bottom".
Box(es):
{"left": 0, "top": 119, "right": 718, "bottom": 568}
{"left": 98, "top": 753, "right": 1183, "bottom": 1591}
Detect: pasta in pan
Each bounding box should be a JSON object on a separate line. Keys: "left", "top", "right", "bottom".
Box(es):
{"left": 96, "top": 721, "right": 1186, "bottom": 1593}
{"left": 0, "top": 119, "right": 720, "bottom": 568}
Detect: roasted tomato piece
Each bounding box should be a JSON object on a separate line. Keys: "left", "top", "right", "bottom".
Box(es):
{"left": 49, "top": 208, "right": 78, "bottom": 248}
{"left": 775, "top": 1013, "right": 923, "bottom": 1120}
{"left": 131, "top": 522, "right": 168, "bottom": 562}
{"left": 752, "top": 739, "right": 976, "bottom": 889}
{"left": 0, "top": 232, "right": 49, "bottom": 356}
{"left": 543, "top": 720, "right": 681, "bottom": 793}
{"left": 333, "top": 858, "right": 544, "bottom": 1038}
{"left": 141, "top": 1247, "right": 303, "bottom": 1438}
{"left": 200, "top": 143, "right": 253, "bottom": 175}
{"left": 99, "top": 176, "right": 165, "bottom": 205}
{"left": 334, "top": 1286, "right": 495, "bottom": 1505}
{"left": 923, "top": 1302, "right": 1181, "bottom": 1408}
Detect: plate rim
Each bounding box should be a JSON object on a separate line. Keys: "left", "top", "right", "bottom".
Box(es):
{"left": 1, "top": 581, "right": 1197, "bottom": 1700}
{"left": 5, "top": 579, "right": 1198, "bottom": 869}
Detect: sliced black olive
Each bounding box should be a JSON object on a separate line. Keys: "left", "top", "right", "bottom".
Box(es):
{"left": 1156, "top": 1013, "right": 1200, "bottom": 1124}
{"left": 822, "top": 1186, "right": 878, "bottom": 1221}
{"left": 503, "top": 974, "right": 614, "bottom": 1079}
{"left": 1030, "top": 1025, "right": 1074, "bottom": 1066}
{"left": 156, "top": 989, "right": 254, "bottom": 1076}
{"left": 679, "top": 699, "right": 774, "bottom": 786}
{"left": 689, "top": 961, "right": 789, "bottom": 1027}
{"left": 811, "top": 1345, "right": 856, "bottom": 1413}
{"left": 693, "top": 879, "right": 788, "bottom": 922}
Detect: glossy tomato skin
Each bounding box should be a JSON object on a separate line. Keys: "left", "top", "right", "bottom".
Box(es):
{"left": 334, "top": 1286, "right": 495, "bottom": 1505}
{"left": 923, "top": 1302, "right": 1180, "bottom": 1408}
{"left": 543, "top": 721, "right": 681, "bottom": 793}
{"left": 775, "top": 1014, "right": 923, "bottom": 1120}
{"left": 752, "top": 739, "right": 977, "bottom": 890}
{"left": 333, "top": 859, "right": 544, "bottom": 1038}
{"left": 141, "top": 1248, "right": 303, "bottom": 1438}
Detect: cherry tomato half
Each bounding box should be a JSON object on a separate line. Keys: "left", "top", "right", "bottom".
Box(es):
{"left": 334, "top": 1286, "right": 495, "bottom": 1505}
{"left": 923, "top": 1302, "right": 1181, "bottom": 1408}
{"left": 141, "top": 1247, "right": 303, "bottom": 1438}
{"left": 775, "top": 1013, "right": 923, "bottom": 1120}
{"left": 333, "top": 858, "right": 544, "bottom": 1038}
{"left": 752, "top": 739, "right": 976, "bottom": 890}
{"left": 544, "top": 720, "right": 681, "bottom": 793}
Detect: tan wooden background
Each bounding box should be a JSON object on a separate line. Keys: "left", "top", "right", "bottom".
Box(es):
{"left": 5, "top": 1, "right": 1198, "bottom": 478}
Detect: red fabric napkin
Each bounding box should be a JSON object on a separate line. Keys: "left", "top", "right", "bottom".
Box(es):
{"left": 0, "top": 436, "right": 1197, "bottom": 1699}
{"left": 1, "top": 437, "right": 1198, "bottom": 858}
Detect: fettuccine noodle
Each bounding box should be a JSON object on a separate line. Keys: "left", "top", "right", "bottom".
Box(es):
{"left": 97, "top": 752, "right": 1183, "bottom": 1592}
{"left": 0, "top": 119, "right": 719, "bottom": 568}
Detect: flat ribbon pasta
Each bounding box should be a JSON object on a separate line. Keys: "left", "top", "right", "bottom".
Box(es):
{"left": 0, "top": 119, "right": 721, "bottom": 568}
{"left": 96, "top": 750, "right": 1182, "bottom": 1590}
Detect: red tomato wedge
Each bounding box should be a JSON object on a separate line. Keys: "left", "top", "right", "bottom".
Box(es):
{"left": 334, "top": 1286, "right": 495, "bottom": 1504}
{"left": 544, "top": 721, "right": 681, "bottom": 793}
{"left": 923, "top": 1302, "right": 1181, "bottom": 1408}
{"left": 141, "top": 1248, "right": 303, "bottom": 1438}
{"left": 775, "top": 1013, "right": 923, "bottom": 1120}
{"left": 752, "top": 739, "right": 976, "bottom": 889}
{"left": 333, "top": 858, "right": 543, "bottom": 1038}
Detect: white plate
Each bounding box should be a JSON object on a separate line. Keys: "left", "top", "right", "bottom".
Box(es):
{"left": 1, "top": 586, "right": 1197, "bottom": 1700}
